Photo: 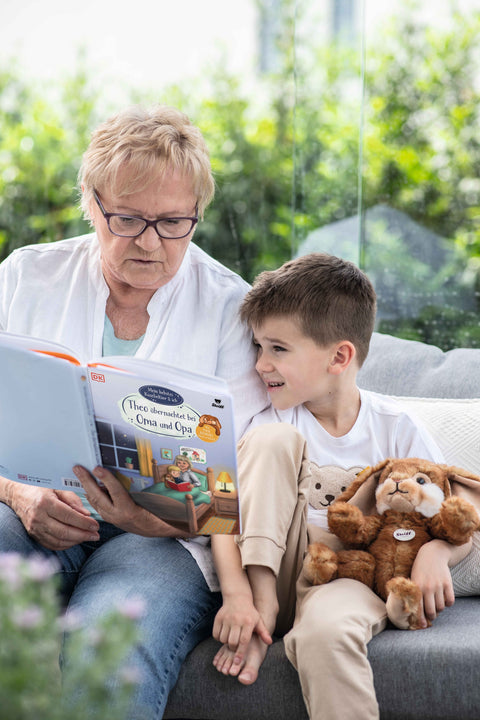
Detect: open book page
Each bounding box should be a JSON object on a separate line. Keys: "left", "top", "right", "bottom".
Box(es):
{"left": 0, "top": 331, "right": 83, "bottom": 364}
{"left": 0, "top": 343, "right": 101, "bottom": 489}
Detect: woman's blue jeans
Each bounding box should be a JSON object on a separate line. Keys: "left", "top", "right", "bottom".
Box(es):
{"left": 0, "top": 503, "right": 221, "bottom": 719}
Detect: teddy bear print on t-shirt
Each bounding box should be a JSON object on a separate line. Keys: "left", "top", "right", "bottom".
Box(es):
{"left": 307, "top": 461, "right": 364, "bottom": 530}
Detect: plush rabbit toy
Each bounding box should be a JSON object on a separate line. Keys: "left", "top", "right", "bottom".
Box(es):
{"left": 303, "top": 458, "right": 480, "bottom": 630}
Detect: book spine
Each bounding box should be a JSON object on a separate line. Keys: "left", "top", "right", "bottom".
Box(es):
{"left": 79, "top": 371, "right": 102, "bottom": 467}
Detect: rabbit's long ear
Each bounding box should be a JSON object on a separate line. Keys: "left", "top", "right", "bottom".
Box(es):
{"left": 443, "top": 465, "right": 480, "bottom": 513}
{"left": 336, "top": 458, "right": 393, "bottom": 515}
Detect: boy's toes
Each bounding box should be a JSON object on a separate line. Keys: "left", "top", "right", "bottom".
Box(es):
{"left": 213, "top": 644, "right": 236, "bottom": 674}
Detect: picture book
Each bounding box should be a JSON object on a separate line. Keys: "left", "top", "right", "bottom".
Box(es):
{"left": 0, "top": 331, "right": 240, "bottom": 535}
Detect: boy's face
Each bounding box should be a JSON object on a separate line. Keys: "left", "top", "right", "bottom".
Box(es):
{"left": 251, "top": 316, "right": 338, "bottom": 412}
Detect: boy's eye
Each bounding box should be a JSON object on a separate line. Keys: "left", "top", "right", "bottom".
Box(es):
{"left": 272, "top": 345, "right": 286, "bottom": 352}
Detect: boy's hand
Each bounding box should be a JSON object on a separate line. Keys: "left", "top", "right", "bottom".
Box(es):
{"left": 411, "top": 538, "right": 471, "bottom": 626}
{"left": 213, "top": 593, "right": 272, "bottom": 668}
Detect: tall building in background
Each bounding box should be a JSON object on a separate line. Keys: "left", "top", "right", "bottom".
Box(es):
{"left": 258, "top": 0, "right": 282, "bottom": 73}
{"left": 331, "top": 0, "right": 360, "bottom": 44}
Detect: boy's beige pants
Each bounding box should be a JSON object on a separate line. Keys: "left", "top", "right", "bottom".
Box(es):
{"left": 236, "top": 423, "right": 387, "bottom": 720}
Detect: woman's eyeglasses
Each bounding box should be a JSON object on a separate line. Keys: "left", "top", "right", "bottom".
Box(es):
{"left": 93, "top": 190, "right": 198, "bottom": 239}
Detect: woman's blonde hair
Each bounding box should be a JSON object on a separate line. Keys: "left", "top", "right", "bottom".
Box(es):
{"left": 79, "top": 105, "right": 215, "bottom": 221}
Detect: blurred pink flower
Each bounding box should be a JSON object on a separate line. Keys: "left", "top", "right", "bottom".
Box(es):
{"left": 116, "top": 596, "right": 146, "bottom": 620}
{"left": 12, "top": 605, "right": 43, "bottom": 629}
{"left": 27, "top": 555, "right": 59, "bottom": 581}
{"left": 0, "top": 552, "right": 23, "bottom": 589}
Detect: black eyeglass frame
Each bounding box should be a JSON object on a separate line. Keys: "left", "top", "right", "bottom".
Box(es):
{"left": 93, "top": 189, "right": 199, "bottom": 239}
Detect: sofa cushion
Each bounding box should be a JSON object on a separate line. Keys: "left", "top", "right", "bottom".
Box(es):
{"left": 368, "top": 598, "right": 480, "bottom": 720}
{"left": 164, "top": 635, "right": 308, "bottom": 720}
{"left": 358, "top": 332, "right": 480, "bottom": 399}
{"left": 164, "top": 599, "right": 480, "bottom": 720}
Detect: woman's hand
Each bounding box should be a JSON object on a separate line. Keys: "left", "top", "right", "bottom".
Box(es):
{"left": 2, "top": 477, "right": 100, "bottom": 551}
{"left": 73, "top": 465, "right": 188, "bottom": 538}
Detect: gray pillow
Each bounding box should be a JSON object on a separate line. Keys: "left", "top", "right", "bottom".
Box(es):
{"left": 358, "top": 332, "right": 480, "bottom": 399}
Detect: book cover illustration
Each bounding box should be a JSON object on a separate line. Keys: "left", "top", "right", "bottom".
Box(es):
{"left": 88, "top": 364, "right": 240, "bottom": 535}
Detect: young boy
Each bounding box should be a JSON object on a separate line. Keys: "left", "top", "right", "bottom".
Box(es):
{"left": 211, "top": 253, "right": 473, "bottom": 720}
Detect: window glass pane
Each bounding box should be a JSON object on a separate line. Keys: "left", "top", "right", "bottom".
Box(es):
{"left": 292, "top": 0, "right": 363, "bottom": 267}
{"left": 294, "top": 0, "right": 479, "bottom": 350}
{"left": 361, "top": 0, "right": 480, "bottom": 349}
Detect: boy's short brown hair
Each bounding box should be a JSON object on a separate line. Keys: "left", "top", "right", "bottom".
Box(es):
{"left": 240, "top": 253, "right": 377, "bottom": 367}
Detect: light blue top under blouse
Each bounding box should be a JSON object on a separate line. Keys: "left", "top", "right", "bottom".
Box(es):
{"left": 102, "top": 315, "right": 145, "bottom": 356}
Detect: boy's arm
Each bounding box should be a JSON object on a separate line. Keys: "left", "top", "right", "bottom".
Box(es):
{"left": 397, "top": 411, "right": 476, "bottom": 624}
{"left": 211, "top": 534, "right": 272, "bottom": 663}
{"left": 410, "top": 538, "right": 472, "bottom": 627}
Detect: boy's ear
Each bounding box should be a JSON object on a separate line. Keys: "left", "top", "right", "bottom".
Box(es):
{"left": 328, "top": 341, "right": 356, "bottom": 374}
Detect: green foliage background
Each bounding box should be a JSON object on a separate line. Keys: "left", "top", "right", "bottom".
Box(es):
{"left": 0, "top": 5, "right": 479, "bottom": 349}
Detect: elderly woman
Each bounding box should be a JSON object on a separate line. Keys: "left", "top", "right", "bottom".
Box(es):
{"left": 0, "top": 105, "right": 267, "bottom": 718}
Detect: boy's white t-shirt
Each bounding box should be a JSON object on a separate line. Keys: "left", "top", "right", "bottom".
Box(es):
{"left": 250, "top": 389, "right": 444, "bottom": 529}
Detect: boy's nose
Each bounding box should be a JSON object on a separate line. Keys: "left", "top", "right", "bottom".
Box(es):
{"left": 255, "top": 354, "right": 273, "bottom": 374}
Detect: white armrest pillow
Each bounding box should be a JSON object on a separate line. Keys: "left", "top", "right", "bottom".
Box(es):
{"left": 395, "top": 397, "right": 480, "bottom": 475}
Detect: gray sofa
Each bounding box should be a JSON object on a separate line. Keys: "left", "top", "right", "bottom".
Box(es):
{"left": 165, "top": 332, "right": 480, "bottom": 720}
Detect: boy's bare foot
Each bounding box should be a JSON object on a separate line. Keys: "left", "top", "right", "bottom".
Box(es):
{"left": 213, "top": 631, "right": 271, "bottom": 685}
{"left": 213, "top": 565, "right": 278, "bottom": 684}
{"left": 237, "top": 633, "right": 270, "bottom": 685}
